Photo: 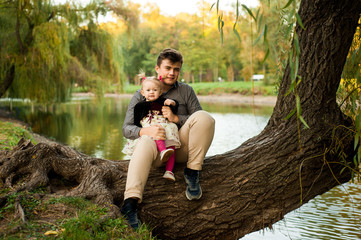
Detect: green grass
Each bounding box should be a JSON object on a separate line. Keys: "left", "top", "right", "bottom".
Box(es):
{"left": 72, "top": 84, "right": 122, "bottom": 95}
{"left": 189, "top": 81, "right": 277, "bottom": 96}
{"left": 123, "top": 83, "right": 141, "bottom": 94}
{"left": 0, "top": 190, "right": 156, "bottom": 239}
{"left": 0, "top": 121, "right": 37, "bottom": 150}
{"left": 123, "top": 81, "right": 277, "bottom": 96}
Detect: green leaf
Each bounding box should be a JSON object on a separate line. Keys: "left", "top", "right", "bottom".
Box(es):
{"left": 282, "top": 0, "right": 295, "bottom": 9}
{"left": 354, "top": 132, "right": 359, "bottom": 150}
{"left": 218, "top": 15, "right": 224, "bottom": 45}
{"left": 236, "top": 0, "right": 239, "bottom": 22}
{"left": 233, "top": 23, "right": 242, "bottom": 43}
{"left": 294, "top": 55, "right": 299, "bottom": 81}
{"left": 217, "top": 15, "right": 221, "bottom": 32}
{"left": 258, "top": 13, "right": 263, "bottom": 32}
{"left": 289, "top": 51, "right": 295, "bottom": 81}
{"left": 353, "top": 154, "right": 359, "bottom": 167}
{"left": 284, "top": 79, "right": 296, "bottom": 96}
{"left": 299, "top": 116, "right": 310, "bottom": 129}
{"left": 286, "top": 23, "right": 293, "bottom": 36}
{"left": 294, "top": 33, "right": 300, "bottom": 56}
{"left": 263, "top": 24, "right": 268, "bottom": 42}
{"left": 262, "top": 48, "right": 270, "bottom": 63}
{"left": 241, "top": 4, "right": 256, "bottom": 21}
{"left": 284, "top": 108, "right": 296, "bottom": 120}
{"left": 355, "top": 113, "right": 360, "bottom": 129}
{"left": 255, "top": 8, "right": 260, "bottom": 22}
{"left": 296, "top": 95, "right": 301, "bottom": 117}
{"left": 253, "top": 25, "right": 265, "bottom": 46}
{"left": 295, "top": 13, "right": 306, "bottom": 30}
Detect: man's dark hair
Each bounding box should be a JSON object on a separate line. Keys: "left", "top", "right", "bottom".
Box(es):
{"left": 156, "top": 48, "right": 183, "bottom": 67}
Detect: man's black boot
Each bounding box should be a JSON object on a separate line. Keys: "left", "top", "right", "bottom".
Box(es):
{"left": 121, "top": 198, "right": 141, "bottom": 229}
{"left": 184, "top": 167, "right": 202, "bottom": 200}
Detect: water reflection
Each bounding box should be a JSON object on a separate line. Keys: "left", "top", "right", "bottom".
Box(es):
{"left": 1, "top": 97, "right": 130, "bottom": 160}
{"left": 1, "top": 96, "right": 360, "bottom": 240}
{"left": 201, "top": 102, "right": 274, "bottom": 115}
{"left": 243, "top": 181, "right": 361, "bottom": 240}
{"left": 207, "top": 113, "right": 269, "bottom": 157}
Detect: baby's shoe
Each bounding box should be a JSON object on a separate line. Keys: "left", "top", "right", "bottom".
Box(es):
{"left": 160, "top": 149, "right": 174, "bottom": 163}
{"left": 163, "top": 171, "right": 176, "bottom": 181}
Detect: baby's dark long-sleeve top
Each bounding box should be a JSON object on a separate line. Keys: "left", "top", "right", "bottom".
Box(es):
{"left": 133, "top": 97, "right": 179, "bottom": 128}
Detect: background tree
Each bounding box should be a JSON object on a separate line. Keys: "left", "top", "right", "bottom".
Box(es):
{"left": 116, "top": 0, "right": 276, "bottom": 84}
{"left": 70, "top": 21, "right": 125, "bottom": 95}
{"left": 0, "top": 0, "right": 130, "bottom": 102}
{"left": 178, "top": 14, "right": 210, "bottom": 83}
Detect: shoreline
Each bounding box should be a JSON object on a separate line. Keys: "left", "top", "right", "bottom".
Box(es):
{"left": 197, "top": 94, "right": 276, "bottom": 106}
{"left": 1, "top": 93, "right": 276, "bottom": 147}
{"left": 73, "top": 92, "right": 277, "bottom": 107}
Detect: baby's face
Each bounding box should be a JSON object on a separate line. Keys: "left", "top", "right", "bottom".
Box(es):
{"left": 141, "top": 81, "right": 161, "bottom": 101}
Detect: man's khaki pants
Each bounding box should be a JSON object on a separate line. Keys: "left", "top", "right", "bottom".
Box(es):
{"left": 124, "top": 110, "right": 215, "bottom": 202}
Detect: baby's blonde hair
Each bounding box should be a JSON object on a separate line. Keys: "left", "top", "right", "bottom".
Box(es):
{"left": 141, "top": 76, "right": 162, "bottom": 89}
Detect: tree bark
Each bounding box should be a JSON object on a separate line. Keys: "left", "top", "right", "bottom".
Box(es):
{"left": 1, "top": 0, "right": 361, "bottom": 239}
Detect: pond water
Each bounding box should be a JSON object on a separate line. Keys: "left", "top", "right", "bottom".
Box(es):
{"left": 1, "top": 96, "right": 360, "bottom": 239}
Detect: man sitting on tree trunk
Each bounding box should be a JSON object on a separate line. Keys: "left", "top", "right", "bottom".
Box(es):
{"left": 121, "top": 48, "right": 215, "bottom": 229}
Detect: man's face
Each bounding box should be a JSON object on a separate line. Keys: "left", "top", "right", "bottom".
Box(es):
{"left": 155, "top": 59, "right": 182, "bottom": 87}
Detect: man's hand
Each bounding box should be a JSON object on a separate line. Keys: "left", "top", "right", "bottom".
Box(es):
{"left": 139, "top": 125, "right": 166, "bottom": 140}
{"left": 162, "top": 106, "right": 179, "bottom": 123}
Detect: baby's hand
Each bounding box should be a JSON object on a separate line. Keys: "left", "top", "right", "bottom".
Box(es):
{"left": 164, "top": 99, "right": 176, "bottom": 106}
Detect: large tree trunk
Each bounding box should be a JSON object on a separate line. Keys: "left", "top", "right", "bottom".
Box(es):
{"left": 1, "top": 0, "right": 361, "bottom": 239}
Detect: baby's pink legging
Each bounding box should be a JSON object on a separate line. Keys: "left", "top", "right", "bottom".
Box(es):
{"left": 155, "top": 140, "right": 175, "bottom": 172}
